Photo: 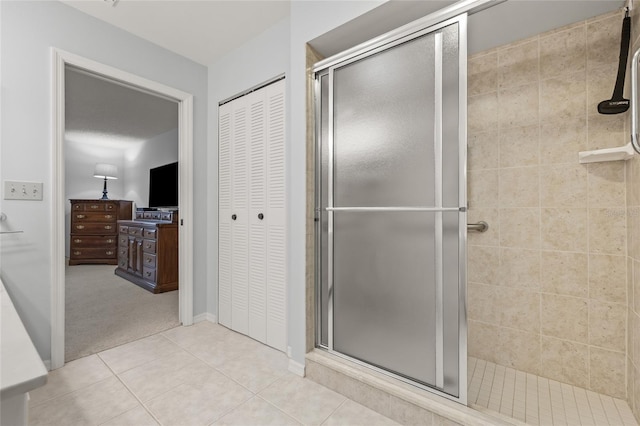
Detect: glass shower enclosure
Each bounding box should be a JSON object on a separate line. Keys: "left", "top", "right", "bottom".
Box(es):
{"left": 314, "top": 14, "right": 467, "bottom": 402}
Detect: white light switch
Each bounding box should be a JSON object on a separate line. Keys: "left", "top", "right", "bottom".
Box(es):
{"left": 4, "top": 181, "right": 43, "bottom": 201}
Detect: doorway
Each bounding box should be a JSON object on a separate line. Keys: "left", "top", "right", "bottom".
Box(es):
{"left": 51, "top": 49, "right": 194, "bottom": 370}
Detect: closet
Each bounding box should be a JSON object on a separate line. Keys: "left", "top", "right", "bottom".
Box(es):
{"left": 218, "top": 78, "right": 286, "bottom": 352}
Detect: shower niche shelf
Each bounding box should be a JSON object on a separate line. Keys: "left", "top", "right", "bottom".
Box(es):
{"left": 578, "top": 143, "right": 635, "bottom": 163}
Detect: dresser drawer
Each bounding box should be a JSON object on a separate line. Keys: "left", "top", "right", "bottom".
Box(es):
{"left": 143, "top": 228, "right": 157, "bottom": 239}
{"left": 142, "top": 267, "right": 156, "bottom": 282}
{"left": 118, "top": 235, "right": 129, "bottom": 246}
{"left": 142, "top": 239, "right": 156, "bottom": 254}
{"left": 143, "top": 253, "right": 157, "bottom": 268}
{"left": 143, "top": 211, "right": 163, "bottom": 220}
{"left": 74, "top": 202, "right": 118, "bottom": 211}
{"left": 128, "top": 227, "right": 143, "bottom": 237}
{"left": 71, "top": 236, "right": 117, "bottom": 248}
{"left": 72, "top": 223, "right": 117, "bottom": 234}
{"left": 73, "top": 212, "right": 117, "bottom": 222}
{"left": 117, "top": 256, "right": 128, "bottom": 269}
{"left": 71, "top": 248, "right": 117, "bottom": 259}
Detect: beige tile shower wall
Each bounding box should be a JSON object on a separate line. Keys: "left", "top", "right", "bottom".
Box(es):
{"left": 468, "top": 10, "right": 628, "bottom": 400}
{"left": 628, "top": 1, "right": 640, "bottom": 421}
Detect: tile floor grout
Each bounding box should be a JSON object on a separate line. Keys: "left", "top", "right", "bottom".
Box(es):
{"left": 29, "top": 323, "right": 394, "bottom": 426}
{"left": 98, "top": 351, "right": 164, "bottom": 426}
{"left": 31, "top": 325, "right": 639, "bottom": 426}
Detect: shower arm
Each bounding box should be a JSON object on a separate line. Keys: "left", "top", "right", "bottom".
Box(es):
{"left": 631, "top": 47, "right": 640, "bottom": 154}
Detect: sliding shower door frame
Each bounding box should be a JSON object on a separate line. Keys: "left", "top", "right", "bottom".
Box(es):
{"left": 314, "top": 11, "right": 468, "bottom": 404}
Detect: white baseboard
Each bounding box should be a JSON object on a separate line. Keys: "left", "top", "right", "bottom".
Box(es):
{"left": 193, "top": 313, "right": 217, "bottom": 324}
{"left": 288, "top": 359, "right": 306, "bottom": 377}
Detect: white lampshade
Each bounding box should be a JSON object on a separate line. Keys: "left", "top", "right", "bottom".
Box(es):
{"left": 93, "top": 163, "right": 118, "bottom": 180}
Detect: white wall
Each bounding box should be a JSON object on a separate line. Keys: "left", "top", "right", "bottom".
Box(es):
{"left": 287, "top": 0, "right": 386, "bottom": 366}
{"left": 123, "top": 128, "right": 179, "bottom": 208}
{"left": 207, "top": 18, "right": 291, "bottom": 320}
{"left": 207, "top": 1, "right": 387, "bottom": 367}
{"left": 0, "top": 0, "right": 207, "bottom": 361}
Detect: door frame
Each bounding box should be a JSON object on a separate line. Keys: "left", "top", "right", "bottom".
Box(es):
{"left": 50, "top": 48, "right": 194, "bottom": 370}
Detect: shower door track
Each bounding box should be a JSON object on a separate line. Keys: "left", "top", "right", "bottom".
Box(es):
{"left": 318, "top": 345, "right": 470, "bottom": 402}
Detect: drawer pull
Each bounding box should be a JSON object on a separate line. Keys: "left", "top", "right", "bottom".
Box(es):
{"left": 76, "top": 225, "right": 85, "bottom": 230}
{"left": 145, "top": 244, "right": 151, "bottom": 249}
{"left": 106, "top": 239, "right": 114, "bottom": 244}
{"left": 90, "top": 205, "right": 99, "bottom": 209}
{"left": 107, "top": 205, "right": 114, "bottom": 210}
{"left": 120, "top": 250, "right": 127, "bottom": 255}
{"left": 146, "top": 258, "right": 152, "bottom": 263}
{"left": 106, "top": 251, "right": 114, "bottom": 256}
{"left": 104, "top": 225, "right": 112, "bottom": 230}
{"left": 145, "top": 271, "right": 152, "bottom": 277}
{"left": 104, "top": 214, "right": 113, "bottom": 219}
{"left": 74, "top": 251, "right": 81, "bottom": 255}
{"left": 76, "top": 214, "right": 85, "bottom": 219}
{"left": 74, "top": 239, "right": 82, "bottom": 243}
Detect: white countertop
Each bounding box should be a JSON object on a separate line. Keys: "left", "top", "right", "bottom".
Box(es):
{"left": 0, "top": 279, "right": 48, "bottom": 398}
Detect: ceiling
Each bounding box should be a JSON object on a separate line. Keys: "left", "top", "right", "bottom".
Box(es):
{"left": 65, "top": 66, "right": 178, "bottom": 149}
{"left": 60, "top": 0, "right": 291, "bottom": 66}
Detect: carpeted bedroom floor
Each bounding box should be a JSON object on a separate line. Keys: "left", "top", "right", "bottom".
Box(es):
{"left": 65, "top": 263, "right": 179, "bottom": 362}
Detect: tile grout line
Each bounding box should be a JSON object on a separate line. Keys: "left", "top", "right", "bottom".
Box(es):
{"left": 318, "top": 398, "right": 349, "bottom": 426}
{"left": 160, "top": 328, "right": 262, "bottom": 396}
{"left": 95, "top": 352, "right": 164, "bottom": 426}
{"left": 28, "top": 355, "right": 115, "bottom": 409}
{"left": 103, "top": 327, "right": 255, "bottom": 426}
{"left": 161, "top": 326, "right": 318, "bottom": 425}
{"left": 255, "top": 394, "right": 308, "bottom": 426}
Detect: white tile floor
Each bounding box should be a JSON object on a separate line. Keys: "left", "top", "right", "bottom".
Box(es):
{"left": 468, "top": 357, "right": 638, "bottom": 426}
{"left": 28, "top": 322, "right": 400, "bottom": 426}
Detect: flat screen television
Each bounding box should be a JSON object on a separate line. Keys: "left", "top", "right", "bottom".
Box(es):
{"left": 149, "top": 162, "right": 178, "bottom": 208}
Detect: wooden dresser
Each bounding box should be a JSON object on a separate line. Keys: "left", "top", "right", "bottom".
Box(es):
{"left": 115, "top": 211, "right": 178, "bottom": 294}
{"left": 69, "top": 199, "right": 133, "bottom": 265}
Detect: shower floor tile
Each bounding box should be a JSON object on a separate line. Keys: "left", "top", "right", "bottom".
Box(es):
{"left": 468, "top": 357, "right": 638, "bottom": 426}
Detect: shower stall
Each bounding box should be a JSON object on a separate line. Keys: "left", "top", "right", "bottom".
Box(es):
{"left": 314, "top": 13, "right": 467, "bottom": 402}
{"left": 312, "top": 1, "right": 637, "bottom": 419}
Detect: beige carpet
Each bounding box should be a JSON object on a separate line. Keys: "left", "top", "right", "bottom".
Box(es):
{"left": 65, "top": 264, "right": 179, "bottom": 362}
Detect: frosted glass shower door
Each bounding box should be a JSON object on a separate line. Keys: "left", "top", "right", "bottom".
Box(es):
{"left": 316, "top": 16, "right": 466, "bottom": 400}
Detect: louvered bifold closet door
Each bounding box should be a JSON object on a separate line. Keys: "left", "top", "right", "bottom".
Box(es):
{"left": 265, "top": 80, "right": 286, "bottom": 352}
{"left": 248, "top": 89, "right": 268, "bottom": 344}
{"left": 218, "top": 103, "right": 233, "bottom": 328}
{"left": 231, "top": 97, "right": 250, "bottom": 335}
{"left": 218, "top": 78, "right": 287, "bottom": 353}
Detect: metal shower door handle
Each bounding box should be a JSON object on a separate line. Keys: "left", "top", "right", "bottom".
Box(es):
{"left": 325, "top": 206, "right": 464, "bottom": 212}
{"left": 467, "top": 221, "right": 488, "bottom": 232}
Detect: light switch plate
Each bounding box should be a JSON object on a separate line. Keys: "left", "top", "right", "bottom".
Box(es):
{"left": 4, "top": 181, "right": 43, "bottom": 200}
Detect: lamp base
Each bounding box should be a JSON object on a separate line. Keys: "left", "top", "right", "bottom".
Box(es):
{"left": 101, "top": 177, "right": 109, "bottom": 200}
